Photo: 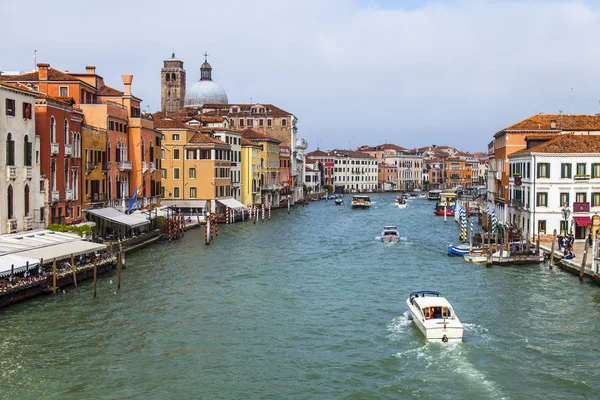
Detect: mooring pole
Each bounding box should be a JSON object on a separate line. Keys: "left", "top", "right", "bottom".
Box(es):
{"left": 580, "top": 239, "right": 590, "bottom": 283}
{"left": 52, "top": 259, "right": 57, "bottom": 295}
{"left": 93, "top": 258, "right": 97, "bottom": 298}
{"left": 550, "top": 229, "right": 556, "bottom": 269}
{"left": 117, "top": 251, "right": 122, "bottom": 289}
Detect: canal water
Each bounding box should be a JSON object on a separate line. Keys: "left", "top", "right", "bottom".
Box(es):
{"left": 1, "top": 193, "right": 600, "bottom": 399}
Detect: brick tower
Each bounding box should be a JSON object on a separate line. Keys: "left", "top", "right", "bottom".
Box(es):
{"left": 161, "top": 53, "right": 186, "bottom": 113}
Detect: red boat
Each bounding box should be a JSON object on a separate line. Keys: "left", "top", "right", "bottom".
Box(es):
{"left": 434, "top": 207, "right": 455, "bottom": 216}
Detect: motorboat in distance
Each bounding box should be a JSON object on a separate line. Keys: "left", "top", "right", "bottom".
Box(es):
{"left": 381, "top": 226, "right": 400, "bottom": 243}
{"left": 395, "top": 197, "right": 407, "bottom": 209}
{"left": 351, "top": 195, "right": 371, "bottom": 209}
{"left": 406, "top": 290, "right": 464, "bottom": 342}
{"left": 334, "top": 198, "right": 344, "bottom": 205}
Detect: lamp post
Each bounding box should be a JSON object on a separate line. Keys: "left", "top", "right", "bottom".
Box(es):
{"left": 562, "top": 203, "right": 571, "bottom": 236}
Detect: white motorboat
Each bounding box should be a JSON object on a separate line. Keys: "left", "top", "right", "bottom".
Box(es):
{"left": 394, "top": 197, "right": 408, "bottom": 209}
{"left": 381, "top": 226, "right": 400, "bottom": 243}
{"left": 463, "top": 254, "right": 488, "bottom": 264}
{"left": 351, "top": 195, "right": 371, "bottom": 209}
{"left": 406, "top": 290, "right": 464, "bottom": 342}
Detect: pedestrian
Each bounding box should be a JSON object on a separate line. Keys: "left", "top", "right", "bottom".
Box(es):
{"left": 588, "top": 233, "right": 593, "bottom": 248}
{"left": 557, "top": 233, "right": 564, "bottom": 250}
{"left": 569, "top": 234, "right": 575, "bottom": 250}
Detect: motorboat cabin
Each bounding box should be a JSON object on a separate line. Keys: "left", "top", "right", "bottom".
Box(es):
{"left": 406, "top": 290, "right": 464, "bottom": 342}
{"left": 381, "top": 226, "right": 400, "bottom": 243}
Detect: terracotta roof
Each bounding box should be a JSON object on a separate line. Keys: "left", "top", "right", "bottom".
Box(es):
{"left": 1, "top": 67, "right": 81, "bottom": 82}
{"left": 524, "top": 134, "right": 557, "bottom": 141}
{"left": 329, "top": 149, "right": 375, "bottom": 159}
{"left": 455, "top": 152, "right": 473, "bottom": 157}
{"left": 200, "top": 116, "right": 226, "bottom": 123}
{"left": 240, "top": 137, "right": 262, "bottom": 148}
{"left": 97, "top": 85, "right": 123, "bottom": 96}
{"left": 306, "top": 149, "right": 328, "bottom": 157}
{"left": 203, "top": 103, "right": 293, "bottom": 117}
{"left": 510, "top": 134, "right": 600, "bottom": 156}
{"left": 153, "top": 118, "right": 194, "bottom": 130}
{"left": 188, "top": 133, "right": 227, "bottom": 145}
{"left": 0, "top": 81, "right": 39, "bottom": 95}
{"left": 497, "top": 114, "right": 600, "bottom": 137}
{"left": 241, "top": 128, "right": 281, "bottom": 143}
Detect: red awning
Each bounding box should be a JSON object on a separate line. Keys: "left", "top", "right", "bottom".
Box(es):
{"left": 573, "top": 216, "right": 591, "bottom": 226}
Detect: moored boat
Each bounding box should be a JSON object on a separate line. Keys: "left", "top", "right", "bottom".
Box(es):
{"left": 434, "top": 205, "right": 455, "bottom": 216}
{"left": 381, "top": 226, "right": 400, "bottom": 243}
{"left": 463, "top": 254, "right": 488, "bottom": 264}
{"left": 448, "top": 243, "right": 482, "bottom": 256}
{"left": 406, "top": 290, "right": 464, "bottom": 342}
{"left": 351, "top": 195, "right": 371, "bottom": 209}
{"left": 428, "top": 190, "right": 442, "bottom": 200}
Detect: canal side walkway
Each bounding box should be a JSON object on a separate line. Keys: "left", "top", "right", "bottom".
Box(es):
{"left": 539, "top": 240, "right": 600, "bottom": 282}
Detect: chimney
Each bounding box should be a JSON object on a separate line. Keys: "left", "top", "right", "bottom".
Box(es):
{"left": 85, "top": 66, "right": 96, "bottom": 75}
{"left": 37, "top": 63, "right": 50, "bottom": 80}
{"left": 122, "top": 74, "right": 133, "bottom": 96}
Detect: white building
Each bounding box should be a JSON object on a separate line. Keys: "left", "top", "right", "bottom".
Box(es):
{"left": 331, "top": 149, "right": 378, "bottom": 192}
{"left": 304, "top": 159, "right": 322, "bottom": 195}
{"left": 385, "top": 150, "right": 424, "bottom": 191}
{"left": 508, "top": 134, "right": 600, "bottom": 240}
{"left": 295, "top": 138, "right": 307, "bottom": 201}
{"left": 0, "top": 83, "right": 44, "bottom": 233}
{"left": 212, "top": 129, "right": 242, "bottom": 201}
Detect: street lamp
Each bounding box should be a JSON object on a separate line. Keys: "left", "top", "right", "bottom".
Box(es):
{"left": 562, "top": 203, "right": 570, "bottom": 236}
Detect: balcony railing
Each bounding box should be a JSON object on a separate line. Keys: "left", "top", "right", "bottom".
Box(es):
{"left": 119, "top": 161, "right": 132, "bottom": 171}
{"left": 50, "top": 142, "right": 59, "bottom": 155}
{"left": 150, "top": 161, "right": 156, "bottom": 173}
{"left": 25, "top": 166, "right": 32, "bottom": 179}
{"left": 7, "top": 219, "right": 17, "bottom": 233}
{"left": 6, "top": 166, "right": 16, "bottom": 180}
{"left": 510, "top": 199, "right": 524, "bottom": 208}
{"left": 574, "top": 174, "right": 590, "bottom": 181}
{"left": 142, "top": 161, "right": 148, "bottom": 173}
{"left": 23, "top": 216, "right": 34, "bottom": 230}
{"left": 573, "top": 202, "right": 590, "bottom": 213}
{"left": 90, "top": 193, "right": 108, "bottom": 202}
{"left": 66, "top": 189, "right": 73, "bottom": 201}
{"left": 65, "top": 144, "right": 72, "bottom": 156}
{"left": 51, "top": 190, "right": 59, "bottom": 202}
{"left": 86, "top": 162, "right": 98, "bottom": 172}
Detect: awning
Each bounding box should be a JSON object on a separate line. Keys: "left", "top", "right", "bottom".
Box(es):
{"left": 86, "top": 207, "right": 149, "bottom": 228}
{"left": 15, "top": 241, "right": 107, "bottom": 263}
{"left": 160, "top": 200, "right": 207, "bottom": 209}
{"left": 217, "top": 198, "right": 248, "bottom": 210}
{"left": 0, "top": 255, "right": 39, "bottom": 277}
{"left": 573, "top": 216, "right": 591, "bottom": 226}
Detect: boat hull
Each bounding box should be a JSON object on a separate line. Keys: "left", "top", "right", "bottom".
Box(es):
{"left": 448, "top": 244, "right": 482, "bottom": 256}
{"left": 406, "top": 300, "right": 464, "bottom": 342}
{"left": 434, "top": 209, "right": 454, "bottom": 216}
{"left": 463, "top": 254, "right": 488, "bottom": 264}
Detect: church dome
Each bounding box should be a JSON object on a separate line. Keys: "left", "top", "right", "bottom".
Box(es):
{"left": 184, "top": 55, "right": 228, "bottom": 107}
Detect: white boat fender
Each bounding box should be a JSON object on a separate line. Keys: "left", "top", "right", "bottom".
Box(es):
{"left": 442, "top": 335, "right": 448, "bottom": 343}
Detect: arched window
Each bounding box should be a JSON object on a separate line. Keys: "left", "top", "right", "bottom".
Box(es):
{"left": 50, "top": 116, "right": 56, "bottom": 142}
{"left": 50, "top": 159, "right": 56, "bottom": 191}
{"left": 64, "top": 119, "right": 69, "bottom": 144}
{"left": 24, "top": 135, "right": 32, "bottom": 166}
{"left": 107, "top": 141, "right": 111, "bottom": 162}
{"left": 166, "top": 73, "right": 170, "bottom": 82}
{"left": 141, "top": 141, "right": 145, "bottom": 162}
{"left": 6, "top": 132, "right": 14, "bottom": 166}
{"left": 171, "top": 73, "right": 176, "bottom": 81}
{"left": 64, "top": 160, "right": 69, "bottom": 191}
{"left": 7, "top": 185, "right": 14, "bottom": 220}
{"left": 24, "top": 184, "right": 30, "bottom": 216}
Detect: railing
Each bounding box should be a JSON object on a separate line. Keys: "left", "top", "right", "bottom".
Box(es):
{"left": 510, "top": 199, "right": 524, "bottom": 208}
{"left": 150, "top": 162, "right": 156, "bottom": 173}
{"left": 51, "top": 190, "right": 59, "bottom": 202}
{"left": 119, "top": 161, "right": 132, "bottom": 171}
{"left": 574, "top": 174, "right": 590, "bottom": 181}
{"left": 23, "top": 216, "right": 34, "bottom": 230}
{"left": 65, "top": 144, "right": 72, "bottom": 156}
{"left": 90, "top": 193, "right": 108, "bottom": 202}
{"left": 142, "top": 161, "right": 148, "bottom": 173}
{"left": 7, "top": 219, "right": 17, "bottom": 233}
{"left": 66, "top": 189, "right": 73, "bottom": 201}
{"left": 86, "top": 162, "right": 98, "bottom": 172}
{"left": 573, "top": 202, "right": 590, "bottom": 213}
{"left": 25, "top": 166, "right": 32, "bottom": 179}
{"left": 50, "top": 142, "right": 59, "bottom": 155}
{"left": 6, "top": 166, "right": 16, "bottom": 180}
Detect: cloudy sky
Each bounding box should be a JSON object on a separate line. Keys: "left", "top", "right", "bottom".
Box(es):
{"left": 2, "top": 0, "right": 600, "bottom": 153}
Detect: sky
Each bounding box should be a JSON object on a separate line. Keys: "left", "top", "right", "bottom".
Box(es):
{"left": 2, "top": 0, "right": 600, "bottom": 153}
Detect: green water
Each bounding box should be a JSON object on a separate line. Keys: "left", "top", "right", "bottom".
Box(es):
{"left": 1, "top": 193, "right": 599, "bottom": 399}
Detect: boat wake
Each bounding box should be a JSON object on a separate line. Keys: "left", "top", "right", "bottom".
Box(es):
{"left": 386, "top": 311, "right": 412, "bottom": 341}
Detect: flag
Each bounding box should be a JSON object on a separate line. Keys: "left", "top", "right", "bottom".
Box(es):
{"left": 128, "top": 184, "right": 143, "bottom": 213}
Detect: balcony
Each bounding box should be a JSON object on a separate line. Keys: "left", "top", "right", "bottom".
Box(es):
{"left": 510, "top": 199, "right": 524, "bottom": 208}
{"left": 64, "top": 144, "right": 72, "bottom": 156}
{"left": 6, "top": 166, "right": 16, "bottom": 180}
{"left": 23, "top": 216, "right": 34, "bottom": 230}
{"left": 25, "top": 166, "right": 32, "bottom": 179}
{"left": 102, "top": 162, "right": 109, "bottom": 172}
{"left": 119, "top": 161, "right": 132, "bottom": 171}
{"left": 142, "top": 161, "right": 148, "bottom": 173}
{"left": 90, "top": 193, "right": 108, "bottom": 203}
{"left": 86, "top": 162, "right": 98, "bottom": 173}
{"left": 150, "top": 161, "right": 156, "bottom": 173}
{"left": 573, "top": 202, "right": 590, "bottom": 213}
{"left": 7, "top": 219, "right": 17, "bottom": 233}
{"left": 51, "top": 190, "right": 59, "bottom": 203}
{"left": 574, "top": 174, "right": 590, "bottom": 181}
{"left": 66, "top": 189, "right": 73, "bottom": 201}
{"left": 50, "top": 142, "right": 59, "bottom": 155}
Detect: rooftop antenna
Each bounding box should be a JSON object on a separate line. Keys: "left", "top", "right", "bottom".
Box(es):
{"left": 570, "top": 88, "right": 573, "bottom": 115}
{"left": 33, "top": 49, "right": 37, "bottom": 70}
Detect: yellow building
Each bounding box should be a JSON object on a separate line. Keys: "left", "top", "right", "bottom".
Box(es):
{"left": 242, "top": 129, "right": 281, "bottom": 207}
{"left": 81, "top": 125, "right": 108, "bottom": 208}
{"left": 241, "top": 137, "right": 262, "bottom": 206}
{"left": 156, "top": 118, "right": 238, "bottom": 214}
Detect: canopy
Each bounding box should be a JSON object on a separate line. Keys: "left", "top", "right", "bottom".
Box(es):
{"left": 16, "top": 241, "right": 106, "bottom": 262}
{"left": 161, "top": 200, "right": 207, "bottom": 209}
{"left": 0, "top": 255, "right": 39, "bottom": 277}
{"left": 86, "top": 207, "right": 149, "bottom": 228}
{"left": 217, "top": 198, "right": 248, "bottom": 210}
{"left": 573, "top": 216, "right": 591, "bottom": 227}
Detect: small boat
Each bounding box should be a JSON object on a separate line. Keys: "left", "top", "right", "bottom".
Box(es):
{"left": 463, "top": 254, "right": 488, "bottom": 264}
{"left": 448, "top": 243, "right": 482, "bottom": 256}
{"left": 434, "top": 206, "right": 455, "bottom": 216}
{"left": 406, "top": 290, "right": 464, "bottom": 342}
{"left": 394, "top": 197, "right": 408, "bottom": 209}
{"left": 428, "top": 190, "right": 442, "bottom": 200}
{"left": 381, "top": 225, "right": 400, "bottom": 243}
{"left": 334, "top": 198, "right": 343, "bottom": 205}
{"left": 351, "top": 195, "right": 371, "bottom": 209}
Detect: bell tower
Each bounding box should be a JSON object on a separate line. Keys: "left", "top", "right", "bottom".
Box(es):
{"left": 161, "top": 53, "right": 186, "bottom": 113}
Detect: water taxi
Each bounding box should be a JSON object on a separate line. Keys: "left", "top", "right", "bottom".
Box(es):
{"left": 428, "top": 190, "right": 442, "bottom": 200}
{"left": 395, "top": 197, "right": 407, "bottom": 209}
{"left": 334, "top": 198, "right": 344, "bottom": 205}
{"left": 406, "top": 290, "right": 464, "bottom": 342}
{"left": 381, "top": 226, "right": 400, "bottom": 243}
{"left": 351, "top": 195, "right": 371, "bottom": 209}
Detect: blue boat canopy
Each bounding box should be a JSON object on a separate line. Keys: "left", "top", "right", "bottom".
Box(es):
{"left": 409, "top": 290, "right": 442, "bottom": 298}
